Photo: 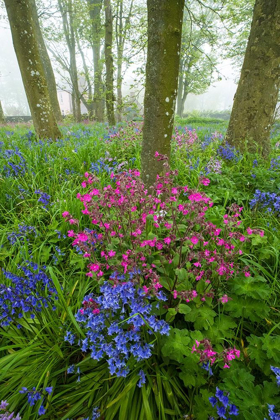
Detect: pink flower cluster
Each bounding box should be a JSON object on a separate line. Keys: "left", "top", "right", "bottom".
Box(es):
{"left": 62, "top": 153, "right": 261, "bottom": 307}
{"left": 172, "top": 127, "right": 198, "bottom": 148}
{"left": 192, "top": 338, "right": 240, "bottom": 369}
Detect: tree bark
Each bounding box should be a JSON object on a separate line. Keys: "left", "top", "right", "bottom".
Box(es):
{"left": 141, "top": 0, "right": 184, "bottom": 187}
{"left": 87, "top": 0, "right": 104, "bottom": 122}
{"left": 104, "top": 0, "right": 116, "bottom": 126}
{"left": 226, "top": 0, "right": 280, "bottom": 157}
{"left": 29, "top": 0, "right": 62, "bottom": 122}
{"left": 4, "top": 0, "right": 61, "bottom": 139}
{"left": 0, "top": 101, "right": 5, "bottom": 124}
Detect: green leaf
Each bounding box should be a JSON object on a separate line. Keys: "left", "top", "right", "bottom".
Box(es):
{"left": 178, "top": 304, "right": 191, "bottom": 315}
{"left": 161, "top": 328, "right": 191, "bottom": 363}
{"left": 184, "top": 304, "right": 216, "bottom": 330}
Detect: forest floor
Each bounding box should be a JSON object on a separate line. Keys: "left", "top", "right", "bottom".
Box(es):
{"left": 0, "top": 118, "right": 280, "bottom": 419}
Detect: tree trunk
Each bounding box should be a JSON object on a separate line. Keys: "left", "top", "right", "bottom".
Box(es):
{"left": 87, "top": 0, "right": 104, "bottom": 122}
{"left": 29, "top": 0, "right": 62, "bottom": 122}
{"left": 58, "top": 0, "right": 81, "bottom": 122}
{"left": 104, "top": 0, "right": 116, "bottom": 126}
{"left": 141, "top": 0, "right": 184, "bottom": 187}
{"left": 116, "top": 52, "right": 123, "bottom": 123}
{"left": 226, "top": 0, "right": 280, "bottom": 157}
{"left": 0, "top": 101, "right": 5, "bottom": 124}
{"left": 177, "top": 67, "right": 184, "bottom": 117}
{"left": 4, "top": 0, "right": 61, "bottom": 139}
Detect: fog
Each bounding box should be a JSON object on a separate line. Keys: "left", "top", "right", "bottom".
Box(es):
{"left": 0, "top": 21, "right": 239, "bottom": 117}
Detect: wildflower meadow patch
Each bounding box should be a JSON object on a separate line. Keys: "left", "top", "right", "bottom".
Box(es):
{"left": 0, "top": 120, "right": 280, "bottom": 419}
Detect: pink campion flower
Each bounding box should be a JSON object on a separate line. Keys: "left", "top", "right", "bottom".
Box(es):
{"left": 97, "top": 270, "right": 104, "bottom": 277}
{"left": 239, "top": 235, "right": 246, "bottom": 242}
{"left": 178, "top": 204, "right": 184, "bottom": 211}
{"left": 259, "top": 230, "right": 264, "bottom": 237}
{"left": 77, "top": 233, "right": 88, "bottom": 242}
{"left": 155, "top": 151, "right": 159, "bottom": 157}
{"left": 219, "top": 295, "right": 230, "bottom": 304}
{"left": 108, "top": 250, "right": 116, "bottom": 258}
{"left": 164, "top": 222, "right": 172, "bottom": 229}
{"left": 164, "top": 237, "right": 171, "bottom": 245}
{"left": 217, "top": 239, "right": 225, "bottom": 246}
{"left": 217, "top": 265, "right": 227, "bottom": 275}
{"left": 69, "top": 219, "right": 76, "bottom": 225}
{"left": 154, "top": 223, "right": 160, "bottom": 228}
{"left": 91, "top": 189, "right": 100, "bottom": 196}
{"left": 247, "top": 227, "right": 253, "bottom": 235}
{"left": 110, "top": 231, "right": 116, "bottom": 236}
{"left": 223, "top": 364, "right": 230, "bottom": 369}
{"left": 89, "top": 263, "right": 100, "bottom": 272}
{"left": 190, "top": 236, "right": 199, "bottom": 245}
{"left": 110, "top": 172, "right": 115, "bottom": 179}
{"left": 173, "top": 290, "right": 178, "bottom": 299}
{"left": 86, "top": 272, "right": 93, "bottom": 277}
{"left": 244, "top": 271, "right": 251, "bottom": 277}
{"left": 213, "top": 229, "right": 221, "bottom": 236}
{"left": 83, "top": 253, "right": 90, "bottom": 258}
{"left": 68, "top": 230, "right": 75, "bottom": 237}
{"left": 171, "top": 187, "right": 178, "bottom": 194}
{"left": 194, "top": 262, "right": 201, "bottom": 267}
{"left": 131, "top": 206, "right": 137, "bottom": 212}
{"left": 62, "top": 211, "right": 69, "bottom": 218}
{"left": 200, "top": 177, "right": 210, "bottom": 186}
{"left": 81, "top": 181, "right": 87, "bottom": 188}
{"left": 143, "top": 285, "right": 149, "bottom": 294}
{"left": 84, "top": 172, "right": 89, "bottom": 178}
{"left": 93, "top": 308, "right": 100, "bottom": 314}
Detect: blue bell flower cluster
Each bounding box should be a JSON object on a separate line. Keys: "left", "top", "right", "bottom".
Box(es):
{"left": 0, "top": 261, "right": 57, "bottom": 327}
{"left": 209, "top": 387, "right": 239, "bottom": 419}
{"left": 73, "top": 281, "right": 170, "bottom": 377}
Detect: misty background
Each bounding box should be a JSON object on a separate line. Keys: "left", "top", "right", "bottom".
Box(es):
{"left": 0, "top": 7, "right": 239, "bottom": 117}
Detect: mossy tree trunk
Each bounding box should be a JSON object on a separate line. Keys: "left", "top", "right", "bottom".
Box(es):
{"left": 226, "top": 0, "right": 280, "bottom": 157}
{"left": 104, "top": 0, "right": 116, "bottom": 126}
{"left": 4, "top": 0, "right": 61, "bottom": 139}
{"left": 141, "top": 0, "right": 184, "bottom": 187}
{"left": 29, "top": 0, "right": 62, "bottom": 122}
{"left": 0, "top": 101, "right": 5, "bottom": 124}
{"left": 87, "top": 0, "right": 104, "bottom": 122}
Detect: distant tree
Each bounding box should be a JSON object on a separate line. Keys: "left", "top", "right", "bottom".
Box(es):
{"left": 0, "top": 100, "right": 5, "bottom": 124}
{"left": 176, "top": 2, "right": 218, "bottom": 117}
{"left": 4, "top": 0, "right": 61, "bottom": 139}
{"left": 115, "top": 0, "right": 134, "bottom": 122}
{"left": 57, "top": 0, "right": 82, "bottom": 122}
{"left": 86, "top": 0, "right": 104, "bottom": 122}
{"left": 226, "top": 0, "right": 280, "bottom": 157}
{"left": 30, "top": 0, "right": 62, "bottom": 121}
{"left": 141, "top": 0, "right": 184, "bottom": 187}
{"left": 104, "top": 0, "right": 116, "bottom": 125}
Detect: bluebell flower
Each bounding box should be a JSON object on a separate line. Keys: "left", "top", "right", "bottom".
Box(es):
{"left": 38, "top": 405, "right": 46, "bottom": 415}
{"left": 209, "top": 396, "right": 217, "bottom": 407}
{"left": 137, "top": 370, "right": 146, "bottom": 388}
{"left": 217, "top": 405, "right": 227, "bottom": 419}
{"left": 271, "top": 366, "right": 280, "bottom": 386}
